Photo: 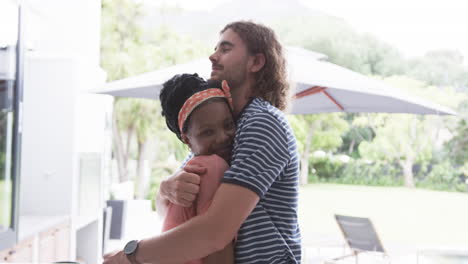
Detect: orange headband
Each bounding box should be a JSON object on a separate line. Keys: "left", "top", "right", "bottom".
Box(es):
{"left": 178, "top": 80, "right": 233, "bottom": 132}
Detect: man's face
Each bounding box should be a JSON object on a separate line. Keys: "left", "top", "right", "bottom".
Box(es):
{"left": 209, "top": 29, "right": 251, "bottom": 89}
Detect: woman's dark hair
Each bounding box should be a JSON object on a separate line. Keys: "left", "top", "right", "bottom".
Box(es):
{"left": 160, "top": 73, "right": 224, "bottom": 141}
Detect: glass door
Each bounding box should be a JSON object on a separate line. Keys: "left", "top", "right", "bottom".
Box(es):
{"left": 0, "top": 48, "right": 15, "bottom": 233}
{"left": 0, "top": 1, "right": 23, "bottom": 250}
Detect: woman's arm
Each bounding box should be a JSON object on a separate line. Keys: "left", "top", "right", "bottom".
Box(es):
{"left": 137, "top": 183, "right": 259, "bottom": 264}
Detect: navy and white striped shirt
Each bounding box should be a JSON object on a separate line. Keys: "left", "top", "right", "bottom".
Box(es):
{"left": 222, "top": 98, "right": 302, "bottom": 264}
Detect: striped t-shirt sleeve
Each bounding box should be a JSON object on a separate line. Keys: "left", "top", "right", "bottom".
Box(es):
{"left": 222, "top": 112, "right": 289, "bottom": 197}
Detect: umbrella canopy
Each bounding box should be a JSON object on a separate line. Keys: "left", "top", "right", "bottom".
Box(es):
{"left": 93, "top": 46, "right": 456, "bottom": 115}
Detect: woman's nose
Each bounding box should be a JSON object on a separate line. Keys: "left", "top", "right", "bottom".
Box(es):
{"left": 218, "top": 130, "right": 232, "bottom": 145}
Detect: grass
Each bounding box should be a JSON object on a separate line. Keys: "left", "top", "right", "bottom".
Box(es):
{"left": 298, "top": 183, "right": 468, "bottom": 248}
{"left": 0, "top": 179, "right": 12, "bottom": 229}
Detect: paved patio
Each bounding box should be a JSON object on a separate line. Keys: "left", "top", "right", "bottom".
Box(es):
{"left": 104, "top": 206, "right": 468, "bottom": 263}
{"left": 103, "top": 184, "right": 468, "bottom": 263}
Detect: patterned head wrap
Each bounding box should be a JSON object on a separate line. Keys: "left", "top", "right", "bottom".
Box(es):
{"left": 178, "top": 80, "right": 233, "bottom": 132}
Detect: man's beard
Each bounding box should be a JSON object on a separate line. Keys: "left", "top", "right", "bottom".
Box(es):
{"left": 216, "top": 70, "right": 246, "bottom": 91}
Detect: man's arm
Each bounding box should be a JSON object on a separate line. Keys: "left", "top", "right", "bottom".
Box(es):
{"left": 202, "top": 241, "right": 234, "bottom": 264}
{"left": 105, "top": 183, "right": 259, "bottom": 264}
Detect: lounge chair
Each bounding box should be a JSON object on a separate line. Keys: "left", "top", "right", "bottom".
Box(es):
{"left": 332, "top": 214, "right": 389, "bottom": 263}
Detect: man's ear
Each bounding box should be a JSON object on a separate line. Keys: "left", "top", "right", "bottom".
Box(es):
{"left": 250, "top": 53, "right": 265, "bottom": 73}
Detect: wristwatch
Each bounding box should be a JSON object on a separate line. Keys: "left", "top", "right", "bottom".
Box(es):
{"left": 123, "top": 240, "right": 140, "bottom": 264}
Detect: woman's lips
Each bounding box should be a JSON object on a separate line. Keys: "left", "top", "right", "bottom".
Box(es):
{"left": 216, "top": 146, "right": 232, "bottom": 162}
{"left": 217, "top": 147, "right": 231, "bottom": 156}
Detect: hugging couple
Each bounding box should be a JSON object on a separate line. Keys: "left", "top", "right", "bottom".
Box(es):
{"left": 104, "top": 20, "right": 302, "bottom": 264}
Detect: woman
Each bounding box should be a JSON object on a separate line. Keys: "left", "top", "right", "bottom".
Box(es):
{"left": 159, "top": 73, "right": 236, "bottom": 264}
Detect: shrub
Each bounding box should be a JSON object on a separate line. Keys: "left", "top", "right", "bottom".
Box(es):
{"left": 416, "top": 161, "right": 465, "bottom": 192}
{"left": 309, "top": 154, "right": 403, "bottom": 186}
{"left": 336, "top": 159, "right": 402, "bottom": 186}
{"left": 309, "top": 153, "right": 345, "bottom": 181}
{"left": 307, "top": 153, "right": 465, "bottom": 192}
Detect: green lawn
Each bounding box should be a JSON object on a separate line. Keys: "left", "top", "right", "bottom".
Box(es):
{"left": 0, "top": 180, "right": 11, "bottom": 229}
{"left": 298, "top": 184, "right": 468, "bottom": 248}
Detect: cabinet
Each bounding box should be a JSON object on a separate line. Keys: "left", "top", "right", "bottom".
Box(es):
{"left": 0, "top": 220, "right": 71, "bottom": 263}
{"left": 54, "top": 222, "right": 71, "bottom": 261}
{"left": 0, "top": 248, "right": 9, "bottom": 262}
{"left": 39, "top": 222, "right": 70, "bottom": 263}
{"left": 39, "top": 228, "right": 56, "bottom": 263}
{"left": 0, "top": 236, "right": 34, "bottom": 263}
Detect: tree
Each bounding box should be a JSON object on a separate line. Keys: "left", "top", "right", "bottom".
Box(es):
{"left": 271, "top": 14, "right": 468, "bottom": 189}
{"left": 356, "top": 76, "right": 466, "bottom": 187}
{"left": 407, "top": 50, "right": 468, "bottom": 92}
{"left": 357, "top": 114, "right": 434, "bottom": 187}
{"left": 338, "top": 114, "right": 375, "bottom": 158}
{"left": 289, "top": 114, "right": 348, "bottom": 184}
{"left": 101, "top": 0, "right": 209, "bottom": 198}
{"left": 275, "top": 15, "right": 468, "bottom": 93}
{"left": 274, "top": 15, "right": 406, "bottom": 77}
{"left": 101, "top": 0, "right": 144, "bottom": 185}
{"left": 112, "top": 99, "right": 165, "bottom": 198}
{"left": 445, "top": 99, "right": 468, "bottom": 167}
{"left": 0, "top": 112, "right": 7, "bottom": 180}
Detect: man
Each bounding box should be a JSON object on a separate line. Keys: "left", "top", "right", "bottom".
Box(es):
{"left": 104, "top": 20, "right": 301, "bottom": 264}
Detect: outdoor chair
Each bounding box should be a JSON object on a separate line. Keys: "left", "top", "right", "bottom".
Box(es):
{"left": 332, "top": 214, "right": 390, "bottom": 263}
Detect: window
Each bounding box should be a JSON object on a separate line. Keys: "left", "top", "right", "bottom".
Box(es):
{"left": 0, "top": 2, "right": 23, "bottom": 251}
{"left": 0, "top": 79, "right": 14, "bottom": 232}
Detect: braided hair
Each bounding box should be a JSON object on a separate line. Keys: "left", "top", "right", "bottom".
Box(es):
{"left": 160, "top": 73, "right": 225, "bottom": 141}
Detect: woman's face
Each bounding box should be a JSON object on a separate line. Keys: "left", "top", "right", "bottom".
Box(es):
{"left": 182, "top": 99, "right": 235, "bottom": 163}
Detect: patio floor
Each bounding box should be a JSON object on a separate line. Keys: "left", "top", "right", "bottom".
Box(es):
{"left": 104, "top": 210, "right": 468, "bottom": 263}
{"left": 104, "top": 184, "right": 468, "bottom": 263}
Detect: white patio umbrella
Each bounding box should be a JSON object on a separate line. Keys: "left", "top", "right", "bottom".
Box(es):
{"left": 93, "top": 46, "right": 456, "bottom": 116}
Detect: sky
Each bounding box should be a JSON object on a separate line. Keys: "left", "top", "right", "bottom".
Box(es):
{"left": 3, "top": 0, "right": 467, "bottom": 64}
{"left": 157, "top": 0, "right": 468, "bottom": 64}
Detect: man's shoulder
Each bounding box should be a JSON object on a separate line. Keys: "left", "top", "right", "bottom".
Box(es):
{"left": 246, "top": 97, "right": 278, "bottom": 112}
{"left": 239, "top": 98, "right": 289, "bottom": 129}
{"left": 242, "top": 98, "right": 285, "bottom": 120}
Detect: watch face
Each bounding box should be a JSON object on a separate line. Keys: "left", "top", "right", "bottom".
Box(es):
{"left": 124, "top": 240, "right": 138, "bottom": 255}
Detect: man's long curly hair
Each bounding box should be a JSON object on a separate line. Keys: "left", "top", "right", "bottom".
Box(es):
{"left": 221, "top": 21, "right": 290, "bottom": 111}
